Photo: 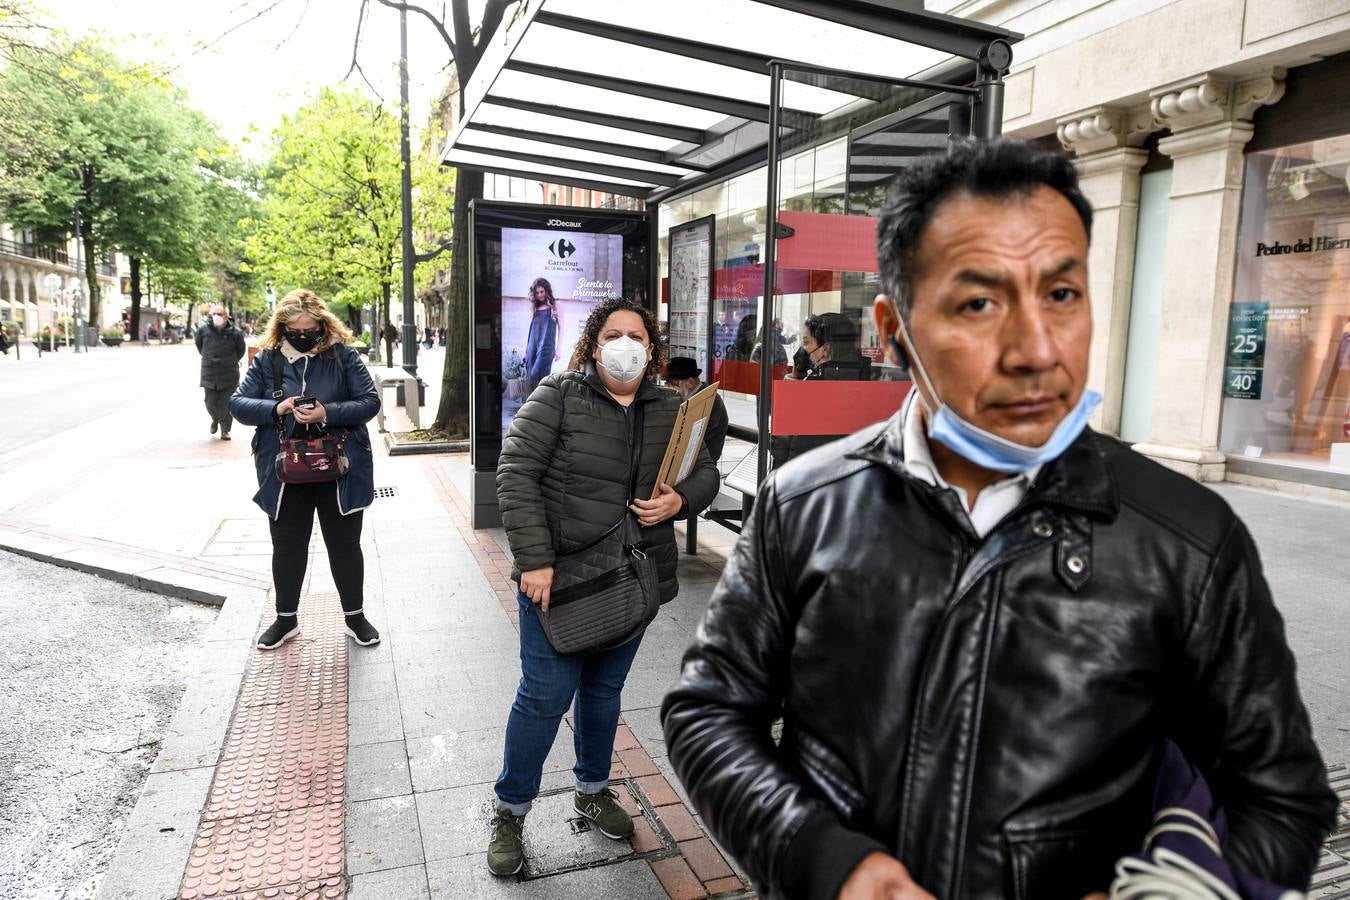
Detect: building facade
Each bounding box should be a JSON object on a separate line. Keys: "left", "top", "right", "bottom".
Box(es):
{"left": 948, "top": 0, "right": 1350, "bottom": 492}
{"left": 0, "top": 223, "right": 125, "bottom": 335}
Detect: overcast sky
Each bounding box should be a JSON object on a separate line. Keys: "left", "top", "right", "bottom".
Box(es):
{"left": 42, "top": 0, "right": 485, "bottom": 156}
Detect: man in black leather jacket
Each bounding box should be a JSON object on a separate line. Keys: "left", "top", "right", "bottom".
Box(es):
{"left": 661, "top": 140, "right": 1335, "bottom": 899}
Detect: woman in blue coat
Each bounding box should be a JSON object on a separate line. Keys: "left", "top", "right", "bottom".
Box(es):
{"left": 230, "top": 289, "right": 382, "bottom": 650}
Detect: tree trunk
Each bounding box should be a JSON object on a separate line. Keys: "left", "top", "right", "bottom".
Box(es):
{"left": 431, "top": 166, "right": 480, "bottom": 437}
{"left": 345, "top": 303, "right": 362, "bottom": 335}
{"left": 380, "top": 281, "right": 393, "bottom": 366}
{"left": 129, "top": 256, "right": 143, "bottom": 337}
{"left": 82, "top": 233, "right": 100, "bottom": 330}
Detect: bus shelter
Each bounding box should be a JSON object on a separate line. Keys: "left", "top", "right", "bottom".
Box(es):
{"left": 445, "top": 0, "right": 1021, "bottom": 528}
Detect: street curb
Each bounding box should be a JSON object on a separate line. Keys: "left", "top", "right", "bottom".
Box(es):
{"left": 0, "top": 542, "right": 227, "bottom": 606}
{"left": 95, "top": 585, "right": 264, "bottom": 900}
{"left": 383, "top": 433, "right": 469, "bottom": 455}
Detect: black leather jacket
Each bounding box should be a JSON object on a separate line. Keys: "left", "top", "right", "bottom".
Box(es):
{"left": 661, "top": 414, "right": 1335, "bottom": 899}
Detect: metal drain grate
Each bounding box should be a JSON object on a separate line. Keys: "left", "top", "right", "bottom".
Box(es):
{"left": 374, "top": 486, "right": 398, "bottom": 499}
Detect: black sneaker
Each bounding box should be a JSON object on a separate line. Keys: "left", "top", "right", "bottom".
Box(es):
{"left": 220, "top": 432, "right": 231, "bottom": 441}
{"left": 345, "top": 614, "right": 380, "bottom": 646}
{"left": 257, "top": 617, "right": 299, "bottom": 649}
{"left": 210, "top": 421, "right": 218, "bottom": 434}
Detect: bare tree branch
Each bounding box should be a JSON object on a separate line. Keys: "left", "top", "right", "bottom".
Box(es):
{"left": 273, "top": 0, "right": 311, "bottom": 51}
{"left": 372, "top": 0, "right": 457, "bottom": 65}
{"left": 165, "top": 0, "right": 292, "bottom": 75}
{"left": 345, "top": 0, "right": 368, "bottom": 80}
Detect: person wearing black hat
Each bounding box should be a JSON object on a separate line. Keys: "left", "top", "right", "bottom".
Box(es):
{"left": 664, "top": 356, "right": 729, "bottom": 463}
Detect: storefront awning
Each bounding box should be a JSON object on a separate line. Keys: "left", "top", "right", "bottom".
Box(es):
{"left": 441, "top": 0, "right": 1020, "bottom": 199}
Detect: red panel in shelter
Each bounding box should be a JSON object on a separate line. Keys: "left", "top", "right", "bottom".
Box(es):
{"left": 772, "top": 379, "right": 910, "bottom": 436}
{"left": 776, "top": 212, "right": 880, "bottom": 274}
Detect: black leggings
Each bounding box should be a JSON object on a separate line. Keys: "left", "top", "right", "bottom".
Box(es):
{"left": 269, "top": 482, "right": 364, "bottom": 616}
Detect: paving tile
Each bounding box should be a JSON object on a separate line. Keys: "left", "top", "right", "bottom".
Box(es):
{"left": 347, "top": 794, "right": 424, "bottom": 876}
{"left": 348, "top": 864, "right": 430, "bottom": 900}
{"left": 180, "top": 802, "right": 344, "bottom": 897}
{"left": 399, "top": 686, "right": 520, "bottom": 737}
{"left": 635, "top": 773, "right": 682, "bottom": 808}
{"left": 415, "top": 783, "right": 497, "bottom": 863}
{"left": 704, "top": 875, "right": 746, "bottom": 894}
{"left": 653, "top": 755, "right": 695, "bottom": 809}
{"left": 150, "top": 673, "right": 243, "bottom": 773}
{"left": 622, "top": 706, "right": 668, "bottom": 759}
{"left": 617, "top": 747, "right": 661, "bottom": 778}
{"left": 651, "top": 856, "right": 708, "bottom": 899}
{"left": 406, "top": 726, "right": 573, "bottom": 794}
{"left": 679, "top": 837, "right": 735, "bottom": 883}
{"left": 629, "top": 816, "right": 665, "bottom": 854}
{"left": 94, "top": 767, "right": 214, "bottom": 900}
{"left": 348, "top": 661, "right": 398, "bottom": 704}
{"left": 426, "top": 854, "right": 668, "bottom": 899}
{"left": 349, "top": 698, "right": 406, "bottom": 746}
{"left": 655, "top": 802, "right": 704, "bottom": 842}
{"left": 347, "top": 740, "right": 413, "bottom": 802}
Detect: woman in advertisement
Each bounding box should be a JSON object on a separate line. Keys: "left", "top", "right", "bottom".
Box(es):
{"left": 522, "top": 277, "right": 560, "bottom": 393}
{"left": 487, "top": 297, "right": 719, "bottom": 877}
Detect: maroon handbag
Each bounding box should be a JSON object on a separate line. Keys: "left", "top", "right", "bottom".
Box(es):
{"left": 269, "top": 350, "right": 349, "bottom": 484}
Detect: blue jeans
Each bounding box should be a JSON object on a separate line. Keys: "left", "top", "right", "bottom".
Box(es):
{"left": 495, "top": 592, "right": 645, "bottom": 815}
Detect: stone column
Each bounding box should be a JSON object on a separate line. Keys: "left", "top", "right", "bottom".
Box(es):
{"left": 1133, "top": 72, "right": 1284, "bottom": 481}
{"left": 1057, "top": 106, "right": 1155, "bottom": 436}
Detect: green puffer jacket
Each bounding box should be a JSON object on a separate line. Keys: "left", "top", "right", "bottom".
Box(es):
{"left": 497, "top": 364, "right": 721, "bottom": 603}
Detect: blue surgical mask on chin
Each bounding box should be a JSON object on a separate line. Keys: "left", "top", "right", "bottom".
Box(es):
{"left": 891, "top": 313, "right": 1100, "bottom": 474}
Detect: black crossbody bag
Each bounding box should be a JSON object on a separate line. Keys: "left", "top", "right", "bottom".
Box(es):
{"left": 540, "top": 404, "right": 659, "bottom": 654}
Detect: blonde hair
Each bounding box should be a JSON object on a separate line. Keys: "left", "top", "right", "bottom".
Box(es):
{"left": 258, "top": 289, "right": 353, "bottom": 354}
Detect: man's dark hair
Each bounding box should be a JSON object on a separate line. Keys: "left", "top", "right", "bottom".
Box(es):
{"left": 876, "top": 139, "right": 1093, "bottom": 322}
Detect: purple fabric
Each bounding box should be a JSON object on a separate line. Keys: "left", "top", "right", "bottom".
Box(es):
{"left": 1120, "top": 741, "right": 1294, "bottom": 900}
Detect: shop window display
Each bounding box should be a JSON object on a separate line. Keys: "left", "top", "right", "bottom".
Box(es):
{"left": 1221, "top": 136, "right": 1350, "bottom": 471}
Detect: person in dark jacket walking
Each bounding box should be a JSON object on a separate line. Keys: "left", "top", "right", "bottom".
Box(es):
{"left": 196, "top": 304, "right": 246, "bottom": 440}
{"left": 661, "top": 140, "right": 1336, "bottom": 900}
{"left": 486, "top": 297, "right": 719, "bottom": 877}
{"left": 664, "top": 356, "right": 729, "bottom": 463}
{"left": 229, "top": 289, "right": 382, "bottom": 650}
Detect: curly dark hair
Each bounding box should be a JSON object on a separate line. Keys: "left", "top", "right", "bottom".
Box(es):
{"left": 569, "top": 297, "right": 666, "bottom": 382}
{"left": 528, "top": 277, "right": 557, "bottom": 315}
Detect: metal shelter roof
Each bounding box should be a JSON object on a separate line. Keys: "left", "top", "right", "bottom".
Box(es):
{"left": 440, "top": 0, "right": 1021, "bottom": 200}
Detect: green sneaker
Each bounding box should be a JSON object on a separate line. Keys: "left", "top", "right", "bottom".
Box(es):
{"left": 486, "top": 808, "right": 525, "bottom": 876}
{"left": 574, "top": 788, "right": 634, "bottom": 840}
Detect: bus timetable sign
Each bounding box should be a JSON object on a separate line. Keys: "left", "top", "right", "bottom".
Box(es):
{"left": 1222, "top": 301, "right": 1268, "bottom": 400}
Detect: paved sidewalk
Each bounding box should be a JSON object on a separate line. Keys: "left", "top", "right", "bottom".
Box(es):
{"left": 2, "top": 343, "right": 1346, "bottom": 897}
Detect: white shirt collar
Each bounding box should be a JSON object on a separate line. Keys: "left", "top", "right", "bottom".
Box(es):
{"left": 278, "top": 339, "right": 315, "bottom": 363}
{"left": 899, "top": 390, "right": 1039, "bottom": 537}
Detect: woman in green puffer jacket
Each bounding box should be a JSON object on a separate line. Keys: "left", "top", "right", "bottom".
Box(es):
{"left": 485, "top": 297, "right": 719, "bottom": 877}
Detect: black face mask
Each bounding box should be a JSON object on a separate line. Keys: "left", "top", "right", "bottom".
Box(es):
{"left": 285, "top": 328, "right": 323, "bottom": 353}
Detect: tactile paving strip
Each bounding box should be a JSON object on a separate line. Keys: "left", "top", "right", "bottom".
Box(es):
{"left": 179, "top": 594, "right": 349, "bottom": 900}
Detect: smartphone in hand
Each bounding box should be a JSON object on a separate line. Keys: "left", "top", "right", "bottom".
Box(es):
{"left": 295, "top": 396, "right": 318, "bottom": 411}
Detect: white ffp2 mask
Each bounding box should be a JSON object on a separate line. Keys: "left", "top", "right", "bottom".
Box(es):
{"left": 598, "top": 335, "right": 647, "bottom": 384}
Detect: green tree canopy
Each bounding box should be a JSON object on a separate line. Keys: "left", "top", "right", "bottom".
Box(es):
{"left": 0, "top": 37, "right": 250, "bottom": 330}
{"left": 243, "top": 86, "right": 453, "bottom": 358}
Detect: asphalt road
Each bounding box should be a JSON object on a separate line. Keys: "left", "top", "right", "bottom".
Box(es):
{"left": 0, "top": 551, "right": 216, "bottom": 900}
{"left": 0, "top": 342, "right": 197, "bottom": 458}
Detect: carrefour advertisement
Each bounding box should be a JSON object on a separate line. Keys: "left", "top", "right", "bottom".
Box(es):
{"left": 500, "top": 227, "right": 625, "bottom": 436}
